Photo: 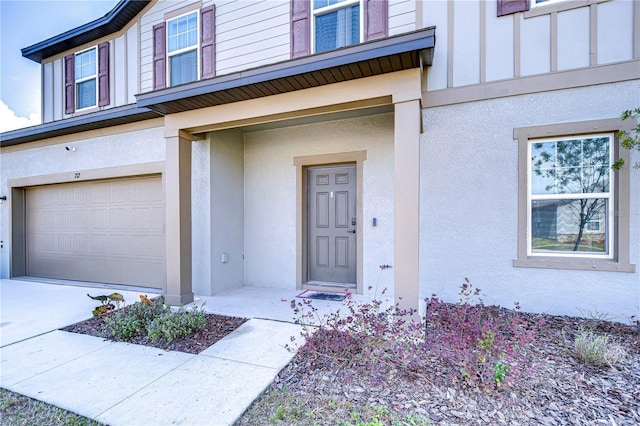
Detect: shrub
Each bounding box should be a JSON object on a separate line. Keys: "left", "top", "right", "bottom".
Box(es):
{"left": 574, "top": 328, "right": 627, "bottom": 367}
{"left": 147, "top": 307, "right": 207, "bottom": 344}
{"left": 424, "top": 278, "right": 537, "bottom": 391}
{"left": 103, "top": 296, "right": 171, "bottom": 340}
{"left": 102, "top": 296, "right": 206, "bottom": 345}
{"left": 290, "top": 266, "right": 424, "bottom": 380}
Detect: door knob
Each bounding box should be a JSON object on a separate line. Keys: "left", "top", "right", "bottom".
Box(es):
{"left": 347, "top": 230, "right": 356, "bottom": 234}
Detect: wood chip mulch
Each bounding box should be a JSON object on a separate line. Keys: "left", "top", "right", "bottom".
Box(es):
{"left": 240, "top": 313, "right": 640, "bottom": 425}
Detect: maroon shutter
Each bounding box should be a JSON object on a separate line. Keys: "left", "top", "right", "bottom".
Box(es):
{"left": 290, "top": 0, "right": 310, "bottom": 58}
{"left": 200, "top": 5, "right": 216, "bottom": 79}
{"left": 153, "top": 22, "right": 166, "bottom": 90}
{"left": 64, "top": 54, "right": 75, "bottom": 114}
{"left": 497, "top": 0, "right": 530, "bottom": 16}
{"left": 364, "top": 0, "right": 388, "bottom": 42}
{"left": 98, "top": 42, "right": 110, "bottom": 106}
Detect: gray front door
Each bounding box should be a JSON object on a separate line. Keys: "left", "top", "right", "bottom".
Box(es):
{"left": 307, "top": 164, "right": 357, "bottom": 286}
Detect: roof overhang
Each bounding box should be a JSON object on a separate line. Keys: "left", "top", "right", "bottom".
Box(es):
{"left": 0, "top": 105, "right": 161, "bottom": 147}
{"left": 21, "top": 0, "right": 151, "bottom": 63}
{"left": 3, "top": 27, "right": 435, "bottom": 147}
{"left": 137, "top": 27, "right": 436, "bottom": 115}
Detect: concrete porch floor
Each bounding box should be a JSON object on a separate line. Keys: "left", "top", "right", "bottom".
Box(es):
{"left": 0, "top": 278, "right": 361, "bottom": 425}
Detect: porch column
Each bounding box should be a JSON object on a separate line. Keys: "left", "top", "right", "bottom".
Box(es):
{"left": 394, "top": 99, "right": 421, "bottom": 312}
{"left": 164, "top": 129, "right": 194, "bottom": 305}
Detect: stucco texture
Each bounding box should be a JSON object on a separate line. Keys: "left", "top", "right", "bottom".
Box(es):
{"left": 243, "top": 113, "right": 395, "bottom": 294}
{"left": 420, "top": 80, "right": 640, "bottom": 320}
{"left": 0, "top": 124, "right": 166, "bottom": 279}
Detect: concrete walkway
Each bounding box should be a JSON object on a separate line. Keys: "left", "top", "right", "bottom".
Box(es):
{"left": 0, "top": 278, "right": 331, "bottom": 425}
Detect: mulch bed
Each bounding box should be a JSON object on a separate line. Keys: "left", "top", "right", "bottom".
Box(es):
{"left": 61, "top": 311, "right": 247, "bottom": 354}
{"left": 237, "top": 312, "right": 640, "bottom": 425}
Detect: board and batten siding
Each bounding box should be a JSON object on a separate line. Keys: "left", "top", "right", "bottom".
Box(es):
{"left": 424, "top": 0, "right": 638, "bottom": 93}
{"left": 41, "top": 24, "right": 140, "bottom": 124}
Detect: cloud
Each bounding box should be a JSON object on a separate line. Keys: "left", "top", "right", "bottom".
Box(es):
{"left": 0, "top": 100, "right": 40, "bottom": 132}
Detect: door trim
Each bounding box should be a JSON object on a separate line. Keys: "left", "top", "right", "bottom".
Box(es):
{"left": 294, "top": 150, "right": 366, "bottom": 294}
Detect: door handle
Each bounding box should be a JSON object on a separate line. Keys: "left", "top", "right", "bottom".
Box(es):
{"left": 347, "top": 230, "right": 356, "bottom": 234}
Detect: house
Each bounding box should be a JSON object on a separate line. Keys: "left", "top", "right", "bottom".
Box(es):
{"left": 1, "top": 0, "right": 638, "bottom": 320}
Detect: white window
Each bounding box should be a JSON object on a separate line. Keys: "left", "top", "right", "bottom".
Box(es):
{"left": 528, "top": 134, "right": 613, "bottom": 258}
{"left": 167, "top": 11, "right": 198, "bottom": 86}
{"left": 531, "top": 0, "right": 566, "bottom": 7}
{"left": 75, "top": 47, "right": 97, "bottom": 110}
{"left": 313, "top": 0, "right": 362, "bottom": 54}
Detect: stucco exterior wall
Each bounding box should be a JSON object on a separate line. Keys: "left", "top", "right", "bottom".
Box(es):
{"left": 420, "top": 80, "right": 640, "bottom": 320}
{"left": 243, "top": 113, "right": 395, "bottom": 294}
{"left": 0, "top": 122, "right": 166, "bottom": 279}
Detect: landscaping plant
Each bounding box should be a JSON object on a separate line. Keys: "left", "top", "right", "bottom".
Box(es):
{"left": 424, "top": 278, "right": 538, "bottom": 391}
{"left": 289, "top": 265, "right": 425, "bottom": 381}
{"left": 102, "top": 296, "right": 206, "bottom": 344}
{"left": 574, "top": 328, "right": 627, "bottom": 367}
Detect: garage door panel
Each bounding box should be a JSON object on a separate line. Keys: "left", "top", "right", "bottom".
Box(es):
{"left": 26, "top": 176, "right": 165, "bottom": 289}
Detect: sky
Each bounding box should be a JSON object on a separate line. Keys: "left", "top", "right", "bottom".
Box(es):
{"left": 0, "top": 0, "right": 118, "bottom": 132}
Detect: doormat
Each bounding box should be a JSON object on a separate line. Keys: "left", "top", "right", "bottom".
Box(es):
{"left": 297, "top": 290, "right": 348, "bottom": 302}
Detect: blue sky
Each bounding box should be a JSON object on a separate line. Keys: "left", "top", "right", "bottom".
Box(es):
{"left": 0, "top": 0, "right": 117, "bottom": 132}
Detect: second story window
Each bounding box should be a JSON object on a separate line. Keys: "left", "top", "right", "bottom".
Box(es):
{"left": 64, "top": 42, "right": 109, "bottom": 114}
{"left": 153, "top": 6, "right": 215, "bottom": 90}
{"left": 167, "top": 11, "right": 198, "bottom": 86}
{"left": 291, "top": 0, "right": 387, "bottom": 59}
{"left": 313, "top": 0, "right": 361, "bottom": 53}
{"left": 75, "top": 47, "right": 97, "bottom": 110}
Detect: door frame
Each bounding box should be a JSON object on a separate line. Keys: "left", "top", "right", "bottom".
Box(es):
{"left": 294, "top": 150, "right": 366, "bottom": 294}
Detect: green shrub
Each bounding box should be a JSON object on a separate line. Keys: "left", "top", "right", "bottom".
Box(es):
{"left": 147, "top": 307, "right": 207, "bottom": 344}
{"left": 574, "top": 329, "right": 627, "bottom": 367}
{"left": 103, "top": 297, "right": 171, "bottom": 340}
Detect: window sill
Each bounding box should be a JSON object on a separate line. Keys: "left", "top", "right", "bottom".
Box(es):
{"left": 524, "top": 0, "right": 609, "bottom": 19}
{"left": 513, "top": 257, "right": 636, "bottom": 273}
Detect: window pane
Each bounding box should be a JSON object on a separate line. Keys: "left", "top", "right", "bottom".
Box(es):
{"left": 315, "top": 5, "right": 359, "bottom": 53}
{"left": 531, "top": 198, "right": 608, "bottom": 254}
{"left": 170, "top": 50, "right": 197, "bottom": 86}
{"left": 531, "top": 137, "right": 610, "bottom": 195}
{"left": 75, "top": 49, "right": 96, "bottom": 80}
{"left": 76, "top": 79, "right": 96, "bottom": 109}
{"left": 168, "top": 12, "right": 197, "bottom": 53}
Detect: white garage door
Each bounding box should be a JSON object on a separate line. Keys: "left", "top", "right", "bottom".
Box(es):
{"left": 26, "top": 175, "right": 165, "bottom": 288}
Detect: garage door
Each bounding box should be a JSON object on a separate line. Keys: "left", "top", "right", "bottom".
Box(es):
{"left": 25, "top": 175, "right": 165, "bottom": 288}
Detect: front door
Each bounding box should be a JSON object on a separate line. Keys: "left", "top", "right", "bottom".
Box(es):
{"left": 307, "top": 164, "right": 357, "bottom": 287}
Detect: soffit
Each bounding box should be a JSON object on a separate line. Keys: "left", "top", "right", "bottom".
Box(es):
{"left": 21, "top": 0, "right": 151, "bottom": 63}
{"left": 3, "top": 28, "right": 435, "bottom": 147}
{"left": 0, "top": 106, "right": 161, "bottom": 147}
{"left": 137, "top": 27, "right": 436, "bottom": 116}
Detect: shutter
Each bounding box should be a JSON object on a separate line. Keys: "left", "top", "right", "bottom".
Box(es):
{"left": 290, "top": 0, "right": 310, "bottom": 58}
{"left": 64, "top": 54, "right": 75, "bottom": 114}
{"left": 98, "top": 42, "right": 110, "bottom": 106}
{"left": 200, "top": 5, "right": 216, "bottom": 79}
{"left": 364, "top": 0, "right": 388, "bottom": 42}
{"left": 497, "top": 0, "right": 530, "bottom": 17}
{"left": 153, "top": 22, "right": 166, "bottom": 90}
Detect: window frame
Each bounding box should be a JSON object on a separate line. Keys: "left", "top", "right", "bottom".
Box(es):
{"left": 526, "top": 133, "right": 614, "bottom": 259}
{"left": 311, "top": 0, "right": 363, "bottom": 54}
{"left": 531, "top": 0, "right": 566, "bottom": 8}
{"left": 74, "top": 46, "right": 98, "bottom": 111}
{"left": 513, "top": 118, "right": 635, "bottom": 273}
{"left": 166, "top": 10, "right": 200, "bottom": 87}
